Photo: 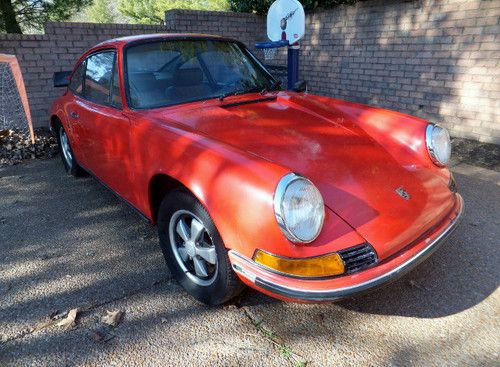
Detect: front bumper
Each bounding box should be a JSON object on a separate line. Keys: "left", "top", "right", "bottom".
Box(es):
{"left": 229, "top": 194, "right": 464, "bottom": 302}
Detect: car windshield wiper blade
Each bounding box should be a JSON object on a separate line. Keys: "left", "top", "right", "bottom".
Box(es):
{"left": 260, "top": 80, "right": 282, "bottom": 95}
{"left": 218, "top": 86, "right": 262, "bottom": 101}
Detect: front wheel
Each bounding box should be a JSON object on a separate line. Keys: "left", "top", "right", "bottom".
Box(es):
{"left": 56, "top": 124, "right": 84, "bottom": 176}
{"left": 158, "top": 190, "right": 245, "bottom": 305}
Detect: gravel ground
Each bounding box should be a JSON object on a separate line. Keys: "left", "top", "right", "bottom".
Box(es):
{"left": 450, "top": 138, "right": 500, "bottom": 172}
{"left": 0, "top": 157, "right": 499, "bottom": 366}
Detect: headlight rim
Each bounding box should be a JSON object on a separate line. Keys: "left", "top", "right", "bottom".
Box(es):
{"left": 274, "top": 172, "right": 325, "bottom": 244}
{"left": 426, "top": 123, "right": 451, "bottom": 167}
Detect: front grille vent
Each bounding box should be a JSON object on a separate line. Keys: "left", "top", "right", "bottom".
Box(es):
{"left": 338, "top": 243, "right": 378, "bottom": 274}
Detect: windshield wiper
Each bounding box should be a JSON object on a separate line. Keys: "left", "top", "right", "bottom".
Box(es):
{"left": 218, "top": 89, "right": 244, "bottom": 101}
{"left": 260, "top": 80, "right": 282, "bottom": 95}
{"left": 218, "top": 86, "right": 264, "bottom": 101}
{"left": 217, "top": 80, "right": 281, "bottom": 101}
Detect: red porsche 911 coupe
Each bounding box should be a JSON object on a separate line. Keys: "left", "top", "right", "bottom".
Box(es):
{"left": 50, "top": 34, "right": 463, "bottom": 305}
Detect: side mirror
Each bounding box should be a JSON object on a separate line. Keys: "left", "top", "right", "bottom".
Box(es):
{"left": 293, "top": 80, "right": 307, "bottom": 93}
{"left": 53, "top": 71, "right": 71, "bottom": 87}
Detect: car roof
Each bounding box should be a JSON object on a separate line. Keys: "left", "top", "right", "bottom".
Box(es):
{"left": 95, "top": 33, "right": 238, "bottom": 49}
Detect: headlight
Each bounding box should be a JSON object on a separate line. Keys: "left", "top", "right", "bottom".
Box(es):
{"left": 274, "top": 173, "right": 325, "bottom": 243}
{"left": 426, "top": 124, "right": 451, "bottom": 166}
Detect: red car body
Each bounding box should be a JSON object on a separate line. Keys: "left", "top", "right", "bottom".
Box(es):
{"left": 49, "top": 34, "right": 463, "bottom": 303}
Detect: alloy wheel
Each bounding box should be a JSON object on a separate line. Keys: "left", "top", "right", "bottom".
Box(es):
{"left": 59, "top": 127, "right": 73, "bottom": 165}
{"left": 168, "top": 210, "right": 218, "bottom": 286}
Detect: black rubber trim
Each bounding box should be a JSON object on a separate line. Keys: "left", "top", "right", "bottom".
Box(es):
{"left": 220, "top": 96, "right": 277, "bottom": 108}
{"left": 77, "top": 161, "right": 152, "bottom": 224}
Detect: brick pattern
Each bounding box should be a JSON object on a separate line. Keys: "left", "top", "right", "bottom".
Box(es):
{"left": 0, "top": 23, "right": 167, "bottom": 131}
{"left": 0, "top": 1, "right": 498, "bottom": 144}
{"left": 169, "top": 3, "right": 500, "bottom": 144}
{"left": 165, "top": 9, "right": 266, "bottom": 54}
{"left": 299, "top": 0, "right": 500, "bottom": 144}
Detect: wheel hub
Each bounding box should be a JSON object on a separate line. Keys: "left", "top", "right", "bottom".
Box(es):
{"left": 168, "top": 210, "right": 218, "bottom": 286}
{"left": 184, "top": 239, "right": 196, "bottom": 258}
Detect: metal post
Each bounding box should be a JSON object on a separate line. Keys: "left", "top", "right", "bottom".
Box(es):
{"left": 287, "top": 43, "right": 299, "bottom": 90}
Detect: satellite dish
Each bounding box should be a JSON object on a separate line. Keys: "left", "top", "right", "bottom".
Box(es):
{"left": 267, "top": 0, "right": 305, "bottom": 43}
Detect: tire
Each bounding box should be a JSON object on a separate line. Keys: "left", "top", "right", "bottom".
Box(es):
{"left": 158, "top": 190, "right": 245, "bottom": 305}
{"left": 55, "top": 123, "right": 85, "bottom": 177}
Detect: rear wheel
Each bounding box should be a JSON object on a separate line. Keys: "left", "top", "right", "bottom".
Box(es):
{"left": 56, "top": 124, "right": 85, "bottom": 176}
{"left": 158, "top": 190, "right": 245, "bottom": 305}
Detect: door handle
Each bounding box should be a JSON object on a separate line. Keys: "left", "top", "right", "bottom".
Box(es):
{"left": 69, "top": 111, "right": 79, "bottom": 119}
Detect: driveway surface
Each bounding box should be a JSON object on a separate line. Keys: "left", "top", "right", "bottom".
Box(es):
{"left": 0, "top": 158, "right": 499, "bottom": 366}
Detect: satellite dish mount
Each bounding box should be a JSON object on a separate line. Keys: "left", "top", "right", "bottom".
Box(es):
{"left": 255, "top": 0, "right": 305, "bottom": 90}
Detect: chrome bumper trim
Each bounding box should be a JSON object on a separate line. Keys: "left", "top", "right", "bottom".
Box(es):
{"left": 232, "top": 194, "right": 464, "bottom": 302}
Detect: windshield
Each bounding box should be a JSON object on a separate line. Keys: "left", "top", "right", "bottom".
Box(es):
{"left": 125, "top": 39, "right": 277, "bottom": 109}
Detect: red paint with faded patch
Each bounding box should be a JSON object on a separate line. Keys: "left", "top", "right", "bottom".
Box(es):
{"left": 49, "top": 34, "right": 461, "bottom": 302}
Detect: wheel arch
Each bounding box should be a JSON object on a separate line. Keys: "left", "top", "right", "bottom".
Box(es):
{"left": 50, "top": 114, "right": 62, "bottom": 131}
{"left": 143, "top": 130, "right": 291, "bottom": 256}
{"left": 148, "top": 173, "right": 193, "bottom": 224}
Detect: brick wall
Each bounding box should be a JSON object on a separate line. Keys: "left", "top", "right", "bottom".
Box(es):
{"left": 0, "top": 0, "right": 498, "bottom": 143}
{"left": 0, "top": 14, "right": 266, "bottom": 132}
{"left": 299, "top": 0, "right": 500, "bottom": 144}
{"left": 0, "top": 23, "right": 167, "bottom": 131}
{"left": 167, "top": 3, "right": 500, "bottom": 144}
{"left": 165, "top": 9, "right": 266, "bottom": 54}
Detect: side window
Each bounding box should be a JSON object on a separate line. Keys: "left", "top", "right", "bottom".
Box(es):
{"left": 84, "top": 51, "right": 114, "bottom": 105}
{"left": 110, "top": 56, "right": 122, "bottom": 109}
{"left": 69, "top": 61, "right": 84, "bottom": 94}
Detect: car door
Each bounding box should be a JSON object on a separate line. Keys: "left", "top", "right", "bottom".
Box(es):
{"left": 78, "top": 50, "right": 133, "bottom": 201}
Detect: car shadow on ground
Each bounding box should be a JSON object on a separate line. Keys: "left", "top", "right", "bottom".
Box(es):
{"left": 1, "top": 158, "right": 499, "bottom": 366}
{"left": 1, "top": 158, "right": 499, "bottom": 367}
{"left": 0, "top": 159, "right": 169, "bottom": 339}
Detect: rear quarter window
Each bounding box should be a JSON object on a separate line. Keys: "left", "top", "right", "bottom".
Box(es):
{"left": 84, "top": 51, "right": 115, "bottom": 105}
{"left": 69, "top": 61, "right": 85, "bottom": 94}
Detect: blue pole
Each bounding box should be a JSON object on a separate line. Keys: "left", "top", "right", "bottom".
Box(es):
{"left": 287, "top": 44, "right": 299, "bottom": 90}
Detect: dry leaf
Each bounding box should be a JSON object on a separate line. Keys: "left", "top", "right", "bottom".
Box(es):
{"left": 31, "top": 319, "right": 55, "bottom": 332}
{"left": 49, "top": 310, "right": 63, "bottom": 320}
{"left": 101, "top": 310, "right": 123, "bottom": 327}
{"left": 57, "top": 308, "right": 79, "bottom": 330}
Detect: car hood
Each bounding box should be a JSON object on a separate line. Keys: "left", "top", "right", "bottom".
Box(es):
{"left": 156, "top": 93, "right": 455, "bottom": 259}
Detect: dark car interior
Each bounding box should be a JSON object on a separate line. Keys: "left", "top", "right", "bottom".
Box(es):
{"left": 126, "top": 40, "right": 274, "bottom": 109}
{"left": 129, "top": 67, "right": 214, "bottom": 108}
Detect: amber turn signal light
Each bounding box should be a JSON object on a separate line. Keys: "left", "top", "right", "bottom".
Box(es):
{"left": 253, "top": 250, "right": 345, "bottom": 278}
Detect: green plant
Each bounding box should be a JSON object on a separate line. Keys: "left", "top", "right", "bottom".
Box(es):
{"left": 0, "top": 0, "right": 92, "bottom": 33}
{"left": 118, "top": 0, "right": 230, "bottom": 24}
{"left": 230, "top": 0, "right": 358, "bottom": 15}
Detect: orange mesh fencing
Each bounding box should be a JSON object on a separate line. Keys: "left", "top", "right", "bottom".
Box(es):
{"left": 0, "top": 54, "right": 35, "bottom": 144}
